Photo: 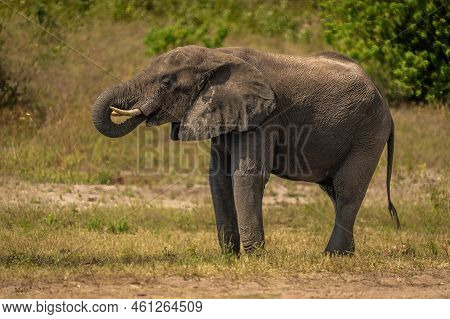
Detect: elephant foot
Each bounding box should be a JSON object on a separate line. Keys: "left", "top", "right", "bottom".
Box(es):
{"left": 218, "top": 231, "right": 241, "bottom": 255}
{"left": 242, "top": 240, "right": 265, "bottom": 254}
{"left": 324, "top": 240, "right": 355, "bottom": 256}
{"left": 324, "top": 229, "right": 355, "bottom": 256}
{"left": 221, "top": 240, "right": 241, "bottom": 255}
{"left": 324, "top": 248, "right": 354, "bottom": 256}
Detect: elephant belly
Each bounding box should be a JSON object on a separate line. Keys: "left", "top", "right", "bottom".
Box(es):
{"left": 271, "top": 130, "right": 351, "bottom": 183}
{"left": 271, "top": 149, "right": 330, "bottom": 182}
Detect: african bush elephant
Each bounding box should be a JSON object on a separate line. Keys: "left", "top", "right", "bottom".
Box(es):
{"left": 92, "top": 45, "right": 400, "bottom": 255}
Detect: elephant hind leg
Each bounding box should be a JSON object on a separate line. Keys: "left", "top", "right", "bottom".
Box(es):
{"left": 325, "top": 145, "right": 384, "bottom": 255}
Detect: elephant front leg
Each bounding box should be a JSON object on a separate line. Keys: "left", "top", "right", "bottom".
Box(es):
{"left": 232, "top": 171, "right": 266, "bottom": 253}
{"left": 229, "top": 129, "right": 273, "bottom": 254}
{"left": 209, "top": 174, "right": 241, "bottom": 254}
{"left": 209, "top": 139, "right": 240, "bottom": 254}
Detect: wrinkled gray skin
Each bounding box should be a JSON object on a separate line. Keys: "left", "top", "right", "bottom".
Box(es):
{"left": 92, "top": 46, "right": 400, "bottom": 255}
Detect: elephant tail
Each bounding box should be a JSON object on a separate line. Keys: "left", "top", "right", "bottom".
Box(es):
{"left": 386, "top": 120, "right": 400, "bottom": 229}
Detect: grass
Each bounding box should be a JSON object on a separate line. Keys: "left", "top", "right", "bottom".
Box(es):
{"left": 0, "top": 189, "right": 448, "bottom": 281}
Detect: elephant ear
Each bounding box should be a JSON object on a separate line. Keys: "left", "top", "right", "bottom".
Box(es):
{"left": 178, "top": 53, "right": 276, "bottom": 141}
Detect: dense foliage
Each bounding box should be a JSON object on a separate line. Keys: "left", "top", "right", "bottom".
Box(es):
{"left": 321, "top": 0, "right": 449, "bottom": 102}
{"left": 145, "top": 10, "right": 228, "bottom": 55}
{"left": 143, "top": 0, "right": 312, "bottom": 55}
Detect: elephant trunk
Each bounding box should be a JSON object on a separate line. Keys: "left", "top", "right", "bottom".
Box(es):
{"left": 91, "top": 84, "right": 146, "bottom": 138}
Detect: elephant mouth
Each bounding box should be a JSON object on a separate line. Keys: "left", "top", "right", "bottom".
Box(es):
{"left": 110, "top": 105, "right": 160, "bottom": 127}
{"left": 145, "top": 108, "right": 160, "bottom": 126}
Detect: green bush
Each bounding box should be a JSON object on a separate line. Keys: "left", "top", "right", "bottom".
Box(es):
{"left": 144, "top": 0, "right": 312, "bottom": 55}
{"left": 1, "top": 0, "right": 95, "bottom": 28}
{"left": 146, "top": 17, "right": 228, "bottom": 55}
{"left": 321, "top": 0, "right": 449, "bottom": 103}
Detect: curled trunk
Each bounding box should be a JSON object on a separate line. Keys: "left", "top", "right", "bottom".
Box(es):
{"left": 91, "top": 85, "right": 145, "bottom": 138}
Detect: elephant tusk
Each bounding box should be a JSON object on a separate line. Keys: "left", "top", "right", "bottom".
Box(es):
{"left": 110, "top": 107, "right": 142, "bottom": 117}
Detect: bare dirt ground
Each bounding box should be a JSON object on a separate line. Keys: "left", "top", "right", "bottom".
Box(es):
{"left": 0, "top": 170, "right": 441, "bottom": 210}
{"left": 0, "top": 177, "right": 321, "bottom": 209}
{"left": 1, "top": 270, "right": 448, "bottom": 298}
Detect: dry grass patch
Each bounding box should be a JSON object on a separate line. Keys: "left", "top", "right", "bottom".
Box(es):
{"left": 0, "top": 195, "right": 447, "bottom": 282}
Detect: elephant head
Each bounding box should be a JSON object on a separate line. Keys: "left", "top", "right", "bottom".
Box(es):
{"left": 92, "top": 45, "right": 276, "bottom": 140}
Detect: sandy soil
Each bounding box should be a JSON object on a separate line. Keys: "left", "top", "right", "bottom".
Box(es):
{"left": 1, "top": 270, "right": 448, "bottom": 298}
{"left": 0, "top": 177, "right": 320, "bottom": 209}
{"left": 0, "top": 170, "right": 442, "bottom": 210}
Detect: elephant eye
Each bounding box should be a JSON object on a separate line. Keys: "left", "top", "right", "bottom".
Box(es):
{"left": 161, "top": 77, "right": 171, "bottom": 88}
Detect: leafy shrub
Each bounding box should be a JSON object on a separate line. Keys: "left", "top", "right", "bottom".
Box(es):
{"left": 241, "top": 1, "right": 306, "bottom": 40}
{"left": 1, "top": 0, "right": 95, "bottom": 28}
{"left": 321, "top": 0, "right": 449, "bottom": 103}
{"left": 144, "top": 1, "right": 232, "bottom": 55}
{"left": 1, "top": 1, "right": 314, "bottom": 57}
{"left": 146, "top": 18, "right": 228, "bottom": 55}
{"left": 110, "top": 0, "right": 154, "bottom": 20}
{"left": 144, "top": 0, "right": 313, "bottom": 55}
